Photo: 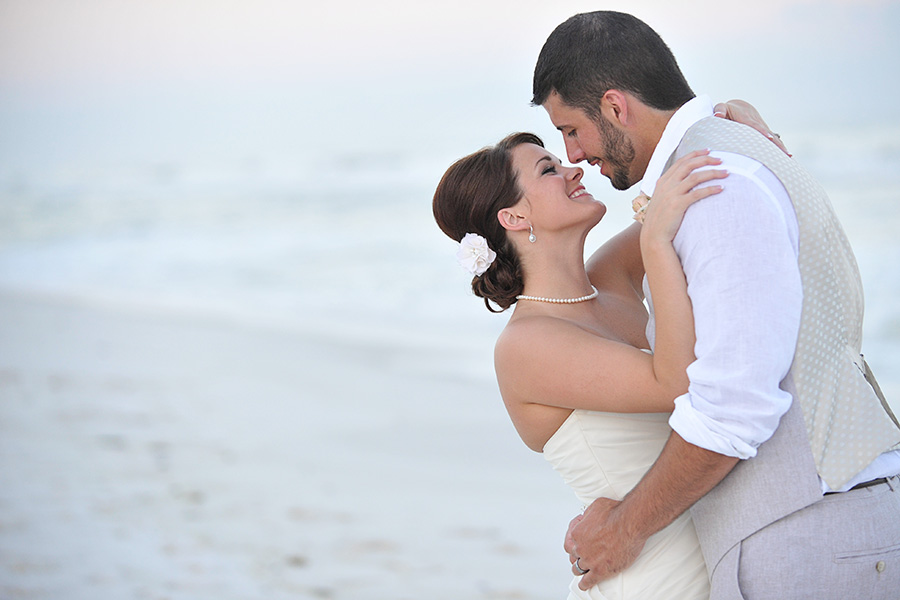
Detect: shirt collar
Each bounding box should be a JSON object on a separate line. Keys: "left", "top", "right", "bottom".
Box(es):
{"left": 640, "top": 95, "right": 714, "bottom": 197}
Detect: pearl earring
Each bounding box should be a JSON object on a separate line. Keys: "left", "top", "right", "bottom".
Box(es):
{"left": 528, "top": 224, "right": 536, "bottom": 243}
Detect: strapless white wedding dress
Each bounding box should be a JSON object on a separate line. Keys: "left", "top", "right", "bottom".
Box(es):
{"left": 543, "top": 410, "right": 710, "bottom": 600}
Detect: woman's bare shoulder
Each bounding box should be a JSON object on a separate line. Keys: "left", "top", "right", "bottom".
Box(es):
{"left": 494, "top": 313, "right": 616, "bottom": 392}
{"left": 495, "top": 314, "right": 579, "bottom": 361}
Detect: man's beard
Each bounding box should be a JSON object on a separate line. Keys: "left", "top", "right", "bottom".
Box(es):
{"left": 595, "top": 115, "right": 635, "bottom": 191}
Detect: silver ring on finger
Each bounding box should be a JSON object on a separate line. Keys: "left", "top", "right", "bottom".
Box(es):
{"left": 574, "top": 557, "right": 589, "bottom": 575}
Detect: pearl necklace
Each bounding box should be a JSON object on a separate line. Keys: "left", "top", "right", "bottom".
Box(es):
{"left": 516, "top": 285, "right": 599, "bottom": 304}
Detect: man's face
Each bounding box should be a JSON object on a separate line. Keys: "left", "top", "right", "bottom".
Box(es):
{"left": 543, "top": 91, "right": 637, "bottom": 191}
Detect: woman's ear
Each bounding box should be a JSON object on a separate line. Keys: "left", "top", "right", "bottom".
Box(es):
{"left": 498, "top": 206, "right": 529, "bottom": 233}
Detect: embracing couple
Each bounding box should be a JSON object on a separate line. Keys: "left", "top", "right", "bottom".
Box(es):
{"left": 433, "top": 11, "right": 900, "bottom": 600}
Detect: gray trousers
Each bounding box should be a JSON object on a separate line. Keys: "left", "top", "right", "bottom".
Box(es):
{"left": 712, "top": 475, "right": 900, "bottom": 599}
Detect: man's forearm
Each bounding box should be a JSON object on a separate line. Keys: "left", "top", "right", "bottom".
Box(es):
{"left": 570, "top": 431, "right": 739, "bottom": 589}
{"left": 620, "top": 431, "right": 739, "bottom": 540}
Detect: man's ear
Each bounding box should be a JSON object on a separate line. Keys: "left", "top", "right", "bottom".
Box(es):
{"left": 602, "top": 89, "right": 629, "bottom": 126}
{"left": 498, "top": 207, "right": 529, "bottom": 233}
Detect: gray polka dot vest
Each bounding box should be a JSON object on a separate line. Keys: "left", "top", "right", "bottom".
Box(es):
{"left": 672, "top": 117, "right": 900, "bottom": 489}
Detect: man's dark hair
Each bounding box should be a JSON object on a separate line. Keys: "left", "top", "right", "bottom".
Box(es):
{"left": 532, "top": 11, "right": 694, "bottom": 117}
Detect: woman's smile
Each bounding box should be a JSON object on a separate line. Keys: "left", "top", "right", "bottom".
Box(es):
{"left": 568, "top": 186, "right": 591, "bottom": 200}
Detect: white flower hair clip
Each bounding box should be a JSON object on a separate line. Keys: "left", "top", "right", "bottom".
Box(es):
{"left": 457, "top": 233, "right": 497, "bottom": 276}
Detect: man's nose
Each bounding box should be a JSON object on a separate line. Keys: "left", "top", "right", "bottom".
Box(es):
{"left": 564, "top": 138, "right": 586, "bottom": 164}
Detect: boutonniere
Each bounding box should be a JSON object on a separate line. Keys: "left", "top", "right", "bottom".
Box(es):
{"left": 632, "top": 192, "right": 650, "bottom": 224}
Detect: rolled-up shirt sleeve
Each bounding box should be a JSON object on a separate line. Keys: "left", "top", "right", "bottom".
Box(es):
{"left": 667, "top": 154, "right": 802, "bottom": 459}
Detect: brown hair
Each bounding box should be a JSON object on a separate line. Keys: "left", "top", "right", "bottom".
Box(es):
{"left": 532, "top": 11, "right": 693, "bottom": 116}
{"left": 433, "top": 132, "right": 543, "bottom": 312}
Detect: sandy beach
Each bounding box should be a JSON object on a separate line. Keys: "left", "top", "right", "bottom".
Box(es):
{"left": 0, "top": 290, "right": 579, "bottom": 599}
{"left": 1, "top": 258, "right": 898, "bottom": 600}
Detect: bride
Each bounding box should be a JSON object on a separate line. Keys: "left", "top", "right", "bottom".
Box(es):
{"left": 433, "top": 132, "right": 727, "bottom": 599}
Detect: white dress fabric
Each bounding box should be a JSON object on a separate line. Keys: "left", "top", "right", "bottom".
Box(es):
{"left": 543, "top": 410, "right": 710, "bottom": 600}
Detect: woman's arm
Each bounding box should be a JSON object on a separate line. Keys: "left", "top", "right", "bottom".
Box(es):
{"left": 640, "top": 150, "right": 727, "bottom": 390}
{"left": 496, "top": 316, "right": 682, "bottom": 414}
{"left": 495, "top": 152, "right": 727, "bottom": 415}
{"left": 585, "top": 221, "right": 645, "bottom": 301}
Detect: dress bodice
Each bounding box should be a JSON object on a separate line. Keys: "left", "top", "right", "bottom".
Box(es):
{"left": 542, "top": 409, "right": 709, "bottom": 600}
{"left": 543, "top": 410, "right": 672, "bottom": 507}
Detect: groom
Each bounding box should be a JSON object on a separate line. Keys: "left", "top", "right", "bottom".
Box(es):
{"left": 531, "top": 11, "right": 900, "bottom": 599}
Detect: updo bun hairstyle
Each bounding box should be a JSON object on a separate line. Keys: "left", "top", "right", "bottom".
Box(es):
{"left": 433, "top": 132, "right": 543, "bottom": 312}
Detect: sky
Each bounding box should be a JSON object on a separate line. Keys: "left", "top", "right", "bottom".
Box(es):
{"left": 0, "top": 0, "right": 898, "bottom": 174}
{"left": 1, "top": 0, "right": 894, "bottom": 85}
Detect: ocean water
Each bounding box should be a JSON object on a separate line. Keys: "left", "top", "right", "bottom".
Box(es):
{"left": 1, "top": 122, "right": 899, "bottom": 398}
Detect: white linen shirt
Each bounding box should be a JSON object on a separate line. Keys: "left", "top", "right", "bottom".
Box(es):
{"left": 642, "top": 96, "right": 900, "bottom": 492}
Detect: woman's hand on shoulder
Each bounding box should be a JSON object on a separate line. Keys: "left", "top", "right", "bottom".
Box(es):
{"left": 714, "top": 99, "right": 791, "bottom": 156}
{"left": 640, "top": 151, "right": 727, "bottom": 247}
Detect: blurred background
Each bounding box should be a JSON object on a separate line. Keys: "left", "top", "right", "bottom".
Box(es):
{"left": 1, "top": 1, "right": 898, "bottom": 598}
{"left": 2, "top": 0, "right": 899, "bottom": 349}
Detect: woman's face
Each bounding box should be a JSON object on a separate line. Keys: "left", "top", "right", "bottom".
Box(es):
{"left": 509, "top": 143, "right": 606, "bottom": 232}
